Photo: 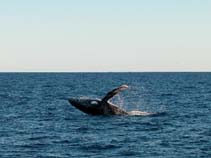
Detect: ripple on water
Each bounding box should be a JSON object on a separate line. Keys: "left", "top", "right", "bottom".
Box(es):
{"left": 1, "top": 73, "right": 211, "bottom": 157}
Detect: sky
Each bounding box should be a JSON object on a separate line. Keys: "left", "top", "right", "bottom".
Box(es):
{"left": 0, "top": 0, "right": 211, "bottom": 72}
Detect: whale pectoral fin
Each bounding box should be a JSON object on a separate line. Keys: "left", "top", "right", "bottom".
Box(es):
{"left": 102, "top": 85, "right": 128, "bottom": 102}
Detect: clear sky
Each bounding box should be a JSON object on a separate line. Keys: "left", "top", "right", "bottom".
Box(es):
{"left": 0, "top": 0, "right": 211, "bottom": 72}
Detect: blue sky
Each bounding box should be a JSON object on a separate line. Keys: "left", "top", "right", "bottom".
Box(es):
{"left": 0, "top": 0, "right": 211, "bottom": 71}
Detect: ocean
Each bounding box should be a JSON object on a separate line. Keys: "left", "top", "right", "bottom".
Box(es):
{"left": 0, "top": 73, "right": 210, "bottom": 157}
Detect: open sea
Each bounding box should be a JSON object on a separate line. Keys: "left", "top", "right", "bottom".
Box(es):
{"left": 0, "top": 73, "right": 211, "bottom": 158}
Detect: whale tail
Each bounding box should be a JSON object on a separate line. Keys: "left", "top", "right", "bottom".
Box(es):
{"left": 102, "top": 85, "right": 129, "bottom": 102}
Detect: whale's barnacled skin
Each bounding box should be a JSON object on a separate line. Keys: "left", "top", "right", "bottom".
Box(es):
{"left": 68, "top": 85, "right": 151, "bottom": 116}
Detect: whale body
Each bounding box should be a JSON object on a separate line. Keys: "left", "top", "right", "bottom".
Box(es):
{"left": 68, "top": 85, "right": 152, "bottom": 116}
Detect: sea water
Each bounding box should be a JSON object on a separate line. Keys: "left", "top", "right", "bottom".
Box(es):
{"left": 0, "top": 73, "right": 211, "bottom": 157}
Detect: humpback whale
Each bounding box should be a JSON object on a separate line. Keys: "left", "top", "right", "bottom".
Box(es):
{"left": 68, "top": 85, "right": 152, "bottom": 116}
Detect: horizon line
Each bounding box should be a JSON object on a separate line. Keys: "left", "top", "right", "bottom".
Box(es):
{"left": 0, "top": 71, "right": 211, "bottom": 73}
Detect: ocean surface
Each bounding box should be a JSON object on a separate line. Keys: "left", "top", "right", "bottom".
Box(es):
{"left": 0, "top": 73, "right": 211, "bottom": 158}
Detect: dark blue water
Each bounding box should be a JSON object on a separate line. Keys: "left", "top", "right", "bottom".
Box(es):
{"left": 0, "top": 73, "right": 211, "bottom": 157}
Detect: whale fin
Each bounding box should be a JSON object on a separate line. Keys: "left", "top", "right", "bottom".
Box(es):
{"left": 102, "top": 85, "right": 128, "bottom": 102}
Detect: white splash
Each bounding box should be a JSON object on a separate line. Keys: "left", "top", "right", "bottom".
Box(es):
{"left": 127, "top": 110, "right": 153, "bottom": 116}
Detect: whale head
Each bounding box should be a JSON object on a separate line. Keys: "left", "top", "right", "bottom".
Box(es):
{"left": 68, "top": 98, "right": 103, "bottom": 115}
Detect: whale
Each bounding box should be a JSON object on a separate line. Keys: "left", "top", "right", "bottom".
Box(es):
{"left": 68, "top": 85, "right": 152, "bottom": 116}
